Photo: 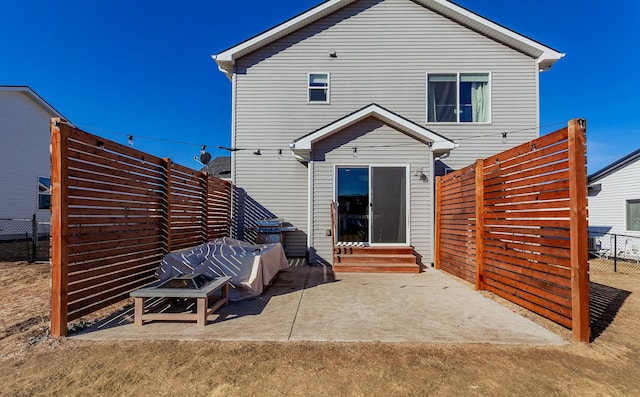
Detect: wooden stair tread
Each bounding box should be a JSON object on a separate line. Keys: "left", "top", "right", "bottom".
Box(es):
{"left": 332, "top": 245, "right": 420, "bottom": 273}
{"left": 336, "top": 253, "right": 416, "bottom": 258}
{"left": 333, "top": 262, "right": 418, "bottom": 267}
{"left": 334, "top": 248, "right": 414, "bottom": 254}
{"left": 333, "top": 263, "right": 420, "bottom": 274}
{"left": 336, "top": 256, "right": 416, "bottom": 264}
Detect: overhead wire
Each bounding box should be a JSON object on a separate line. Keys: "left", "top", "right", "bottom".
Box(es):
{"left": 75, "top": 120, "right": 570, "bottom": 154}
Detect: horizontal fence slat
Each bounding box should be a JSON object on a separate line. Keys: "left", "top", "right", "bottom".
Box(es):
{"left": 483, "top": 127, "right": 568, "bottom": 171}
{"left": 68, "top": 235, "right": 162, "bottom": 256}
{"left": 483, "top": 281, "right": 572, "bottom": 328}
{"left": 69, "top": 178, "right": 164, "bottom": 197}
{"left": 484, "top": 179, "right": 570, "bottom": 201}
{"left": 482, "top": 270, "right": 571, "bottom": 314}
{"left": 68, "top": 241, "right": 166, "bottom": 263}
{"left": 69, "top": 261, "right": 159, "bottom": 292}
{"left": 68, "top": 248, "right": 165, "bottom": 273}
{"left": 68, "top": 273, "right": 157, "bottom": 318}
{"left": 483, "top": 144, "right": 569, "bottom": 181}
{"left": 484, "top": 225, "right": 570, "bottom": 239}
{"left": 483, "top": 263, "right": 572, "bottom": 303}
{"left": 68, "top": 254, "right": 163, "bottom": 283}
{"left": 483, "top": 256, "right": 571, "bottom": 289}
{"left": 483, "top": 243, "right": 571, "bottom": 267}
{"left": 484, "top": 170, "right": 570, "bottom": 194}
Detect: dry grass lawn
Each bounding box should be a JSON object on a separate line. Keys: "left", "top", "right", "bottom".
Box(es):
{"left": 1, "top": 261, "right": 639, "bottom": 396}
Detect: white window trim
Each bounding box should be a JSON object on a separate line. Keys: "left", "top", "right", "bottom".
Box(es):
{"left": 332, "top": 164, "right": 411, "bottom": 246}
{"left": 425, "top": 71, "right": 492, "bottom": 124}
{"left": 626, "top": 199, "right": 640, "bottom": 232}
{"left": 38, "top": 176, "right": 51, "bottom": 210}
{"left": 308, "top": 72, "right": 330, "bottom": 104}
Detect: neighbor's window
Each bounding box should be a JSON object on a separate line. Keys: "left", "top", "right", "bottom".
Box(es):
{"left": 627, "top": 199, "right": 640, "bottom": 231}
{"left": 38, "top": 177, "right": 51, "bottom": 210}
{"left": 308, "top": 73, "right": 329, "bottom": 103}
{"left": 427, "top": 73, "right": 490, "bottom": 123}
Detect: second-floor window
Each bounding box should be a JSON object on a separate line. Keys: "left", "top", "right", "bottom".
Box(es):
{"left": 308, "top": 73, "right": 330, "bottom": 103}
{"left": 427, "top": 73, "right": 490, "bottom": 123}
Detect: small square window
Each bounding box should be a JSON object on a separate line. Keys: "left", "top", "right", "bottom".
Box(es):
{"left": 308, "top": 73, "right": 329, "bottom": 103}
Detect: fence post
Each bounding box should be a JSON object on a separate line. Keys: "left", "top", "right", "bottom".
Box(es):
{"left": 475, "top": 159, "right": 485, "bottom": 290}
{"left": 568, "top": 118, "right": 590, "bottom": 342}
{"left": 31, "top": 214, "right": 37, "bottom": 263}
{"left": 163, "top": 158, "right": 173, "bottom": 253}
{"left": 50, "top": 118, "right": 69, "bottom": 337}
{"left": 201, "top": 173, "right": 209, "bottom": 244}
{"left": 613, "top": 234, "right": 617, "bottom": 272}
{"left": 434, "top": 176, "right": 442, "bottom": 269}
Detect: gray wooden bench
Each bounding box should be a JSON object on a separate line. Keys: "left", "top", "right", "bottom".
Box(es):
{"left": 130, "top": 276, "right": 231, "bottom": 326}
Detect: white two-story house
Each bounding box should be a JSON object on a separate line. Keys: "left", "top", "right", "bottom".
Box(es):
{"left": 213, "top": 0, "right": 563, "bottom": 269}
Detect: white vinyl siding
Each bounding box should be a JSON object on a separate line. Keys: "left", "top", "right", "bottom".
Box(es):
{"left": 232, "top": 0, "right": 540, "bottom": 255}
{"left": 0, "top": 91, "right": 56, "bottom": 222}
{"left": 588, "top": 158, "right": 640, "bottom": 238}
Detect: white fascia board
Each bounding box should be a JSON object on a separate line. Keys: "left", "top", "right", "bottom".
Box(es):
{"left": 0, "top": 85, "right": 72, "bottom": 124}
{"left": 213, "top": 0, "right": 356, "bottom": 79}
{"left": 420, "top": 0, "right": 564, "bottom": 68}
{"left": 291, "top": 104, "right": 455, "bottom": 152}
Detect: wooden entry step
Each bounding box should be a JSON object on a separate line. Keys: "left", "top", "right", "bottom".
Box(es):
{"left": 333, "top": 246, "right": 420, "bottom": 273}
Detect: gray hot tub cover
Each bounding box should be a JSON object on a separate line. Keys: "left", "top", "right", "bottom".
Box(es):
{"left": 155, "top": 237, "right": 288, "bottom": 301}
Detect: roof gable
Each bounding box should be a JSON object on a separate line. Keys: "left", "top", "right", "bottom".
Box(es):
{"left": 213, "top": 0, "right": 564, "bottom": 79}
{"left": 290, "top": 104, "right": 456, "bottom": 158}
{"left": 0, "top": 86, "right": 69, "bottom": 121}
{"left": 588, "top": 148, "right": 640, "bottom": 184}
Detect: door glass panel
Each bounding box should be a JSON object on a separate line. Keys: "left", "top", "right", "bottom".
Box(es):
{"left": 337, "top": 167, "right": 369, "bottom": 243}
{"left": 371, "top": 167, "right": 406, "bottom": 244}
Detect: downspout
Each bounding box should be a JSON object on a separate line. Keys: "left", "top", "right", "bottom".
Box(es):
{"left": 229, "top": 65, "right": 237, "bottom": 238}
{"left": 289, "top": 143, "right": 311, "bottom": 163}
{"left": 308, "top": 152, "right": 314, "bottom": 263}
{"left": 429, "top": 147, "right": 436, "bottom": 266}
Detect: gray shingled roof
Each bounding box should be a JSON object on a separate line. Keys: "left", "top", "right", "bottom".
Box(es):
{"left": 200, "top": 156, "right": 231, "bottom": 178}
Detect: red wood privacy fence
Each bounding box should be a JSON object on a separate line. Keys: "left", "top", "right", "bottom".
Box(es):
{"left": 435, "top": 119, "right": 590, "bottom": 342}
{"left": 50, "top": 120, "right": 232, "bottom": 337}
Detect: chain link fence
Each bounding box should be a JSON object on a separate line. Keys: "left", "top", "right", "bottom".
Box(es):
{"left": 589, "top": 231, "right": 640, "bottom": 273}
{"left": 0, "top": 215, "right": 50, "bottom": 262}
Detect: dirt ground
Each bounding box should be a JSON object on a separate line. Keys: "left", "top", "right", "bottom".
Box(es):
{"left": 1, "top": 261, "right": 639, "bottom": 396}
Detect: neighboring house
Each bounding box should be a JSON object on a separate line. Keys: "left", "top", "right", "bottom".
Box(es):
{"left": 0, "top": 86, "right": 70, "bottom": 234}
{"left": 200, "top": 156, "right": 231, "bottom": 180}
{"left": 588, "top": 148, "right": 640, "bottom": 240}
{"left": 212, "top": 0, "right": 563, "bottom": 265}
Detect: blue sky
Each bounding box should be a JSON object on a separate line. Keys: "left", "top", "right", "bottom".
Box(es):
{"left": 1, "top": 0, "right": 638, "bottom": 173}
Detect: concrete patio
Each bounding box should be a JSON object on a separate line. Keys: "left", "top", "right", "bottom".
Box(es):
{"left": 72, "top": 264, "right": 566, "bottom": 345}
